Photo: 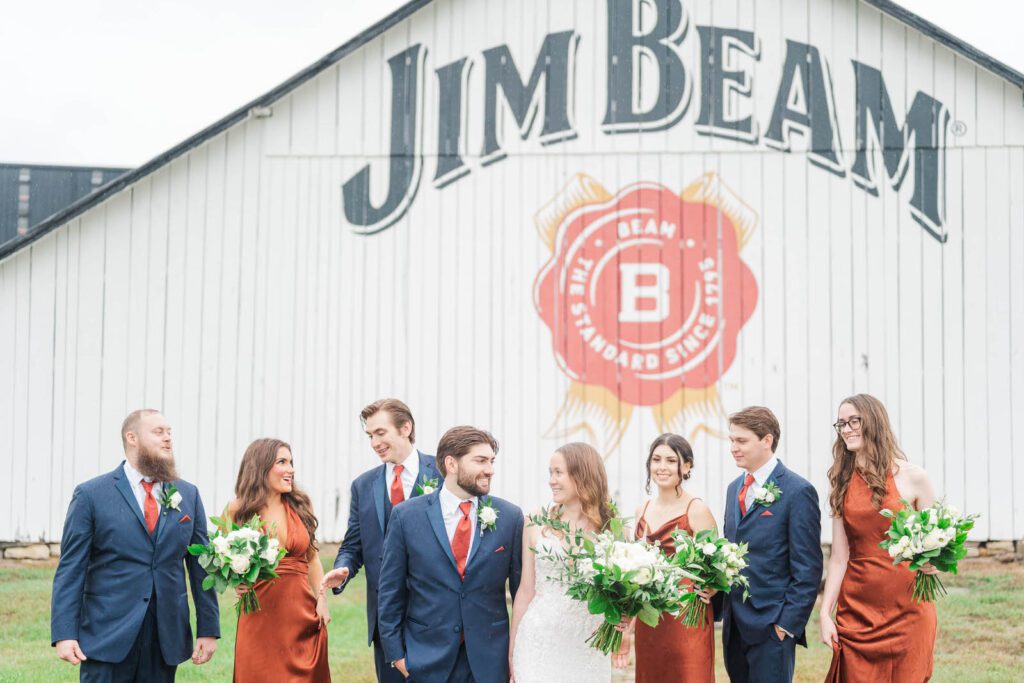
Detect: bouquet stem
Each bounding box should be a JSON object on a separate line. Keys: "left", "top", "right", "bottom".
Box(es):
{"left": 682, "top": 599, "right": 707, "bottom": 628}
{"left": 913, "top": 572, "right": 946, "bottom": 602}
{"left": 586, "top": 621, "right": 623, "bottom": 655}
{"left": 236, "top": 587, "right": 262, "bottom": 615}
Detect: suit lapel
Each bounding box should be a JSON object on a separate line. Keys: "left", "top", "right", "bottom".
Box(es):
{"left": 372, "top": 466, "right": 387, "bottom": 533}
{"left": 465, "top": 497, "right": 492, "bottom": 571}
{"left": 741, "top": 461, "right": 786, "bottom": 522}
{"left": 154, "top": 481, "right": 175, "bottom": 545}
{"left": 426, "top": 492, "right": 460, "bottom": 574}
{"left": 410, "top": 452, "right": 439, "bottom": 499}
{"left": 113, "top": 465, "right": 150, "bottom": 537}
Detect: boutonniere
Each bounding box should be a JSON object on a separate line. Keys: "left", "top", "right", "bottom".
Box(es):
{"left": 159, "top": 484, "right": 182, "bottom": 514}
{"left": 414, "top": 477, "right": 439, "bottom": 496}
{"left": 753, "top": 481, "right": 782, "bottom": 508}
{"left": 477, "top": 498, "right": 499, "bottom": 536}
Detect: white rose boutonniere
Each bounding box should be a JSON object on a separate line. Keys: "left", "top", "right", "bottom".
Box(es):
{"left": 415, "top": 477, "right": 439, "bottom": 496}
{"left": 478, "top": 498, "right": 499, "bottom": 536}
{"left": 753, "top": 481, "right": 782, "bottom": 508}
{"left": 159, "top": 484, "right": 182, "bottom": 513}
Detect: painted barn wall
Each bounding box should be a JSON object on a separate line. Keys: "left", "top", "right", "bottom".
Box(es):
{"left": 1, "top": 0, "right": 1022, "bottom": 543}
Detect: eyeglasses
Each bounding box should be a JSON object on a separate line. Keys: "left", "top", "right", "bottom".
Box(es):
{"left": 833, "top": 416, "right": 862, "bottom": 434}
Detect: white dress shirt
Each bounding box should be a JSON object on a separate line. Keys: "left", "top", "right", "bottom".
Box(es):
{"left": 743, "top": 455, "right": 779, "bottom": 511}
{"left": 439, "top": 485, "right": 477, "bottom": 555}
{"left": 123, "top": 460, "right": 162, "bottom": 515}
{"left": 386, "top": 449, "right": 420, "bottom": 500}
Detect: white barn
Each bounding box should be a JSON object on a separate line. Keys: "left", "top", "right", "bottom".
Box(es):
{"left": 2, "top": 0, "right": 1022, "bottom": 545}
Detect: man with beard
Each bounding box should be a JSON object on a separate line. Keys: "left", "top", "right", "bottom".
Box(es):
{"left": 51, "top": 409, "right": 220, "bottom": 681}
{"left": 377, "top": 426, "right": 523, "bottom": 683}
{"left": 321, "top": 398, "right": 441, "bottom": 683}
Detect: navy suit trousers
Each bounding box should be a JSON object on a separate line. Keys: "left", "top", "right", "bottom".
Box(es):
{"left": 79, "top": 591, "right": 176, "bottom": 683}
{"left": 724, "top": 617, "right": 795, "bottom": 683}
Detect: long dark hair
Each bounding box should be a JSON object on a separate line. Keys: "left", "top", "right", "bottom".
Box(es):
{"left": 827, "top": 394, "right": 906, "bottom": 516}
{"left": 234, "top": 438, "right": 318, "bottom": 552}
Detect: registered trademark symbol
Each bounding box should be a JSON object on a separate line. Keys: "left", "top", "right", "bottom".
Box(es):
{"left": 951, "top": 120, "right": 967, "bottom": 136}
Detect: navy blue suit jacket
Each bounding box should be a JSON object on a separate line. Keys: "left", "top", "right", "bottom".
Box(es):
{"left": 50, "top": 463, "right": 220, "bottom": 665}
{"left": 333, "top": 451, "right": 441, "bottom": 644}
{"left": 722, "top": 460, "right": 823, "bottom": 646}
{"left": 377, "top": 490, "right": 523, "bottom": 683}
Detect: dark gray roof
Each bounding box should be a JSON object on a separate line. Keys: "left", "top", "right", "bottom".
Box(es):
{"left": 1, "top": 0, "right": 1020, "bottom": 261}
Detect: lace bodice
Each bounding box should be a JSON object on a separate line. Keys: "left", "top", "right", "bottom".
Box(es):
{"left": 511, "top": 532, "right": 610, "bottom": 682}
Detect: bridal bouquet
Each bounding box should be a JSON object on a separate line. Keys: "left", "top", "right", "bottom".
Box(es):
{"left": 187, "top": 514, "right": 287, "bottom": 614}
{"left": 529, "top": 510, "right": 695, "bottom": 655}
{"left": 669, "top": 529, "right": 750, "bottom": 627}
{"left": 878, "top": 499, "right": 978, "bottom": 602}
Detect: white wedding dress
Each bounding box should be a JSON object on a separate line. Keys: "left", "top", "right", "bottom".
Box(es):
{"left": 512, "top": 532, "right": 611, "bottom": 682}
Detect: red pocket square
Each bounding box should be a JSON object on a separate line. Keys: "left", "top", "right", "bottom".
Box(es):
{"left": 494, "top": 546, "right": 506, "bottom": 553}
{"left": 760, "top": 510, "right": 773, "bottom": 517}
{"left": 179, "top": 514, "right": 192, "bottom": 524}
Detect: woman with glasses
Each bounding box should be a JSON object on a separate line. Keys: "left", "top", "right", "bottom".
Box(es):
{"left": 820, "top": 394, "right": 938, "bottom": 682}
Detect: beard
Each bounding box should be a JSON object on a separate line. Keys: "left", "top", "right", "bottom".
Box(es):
{"left": 456, "top": 465, "right": 491, "bottom": 497}
{"left": 135, "top": 443, "right": 179, "bottom": 482}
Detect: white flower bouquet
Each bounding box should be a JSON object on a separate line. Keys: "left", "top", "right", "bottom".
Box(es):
{"left": 187, "top": 514, "right": 286, "bottom": 614}
{"left": 878, "top": 499, "right": 978, "bottom": 602}
{"left": 528, "top": 509, "right": 696, "bottom": 654}
{"left": 669, "top": 528, "right": 750, "bottom": 627}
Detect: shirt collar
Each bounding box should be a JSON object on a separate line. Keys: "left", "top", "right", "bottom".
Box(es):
{"left": 751, "top": 456, "right": 779, "bottom": 486}
{"left": 387, "top": 449, "right": 420, "bottom": 480}
{"left": 123, "top": 459, "right": 153, "bottom": 485}
{"left": 439, "top": 484, "right": 476, "bottom": 515}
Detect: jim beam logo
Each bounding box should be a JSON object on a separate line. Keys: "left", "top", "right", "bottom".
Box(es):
{"left": 533, "top": 173, "right": 758, "bottom": 454}
{"left": 343, "top": 0, "right": 951, "bottom": 242}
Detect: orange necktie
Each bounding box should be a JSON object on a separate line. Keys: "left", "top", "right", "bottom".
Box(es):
{"left": 141, "top": 480, "right": 158, "bottom": 535}
{"left": 738, "top": 474, "right": 755, "bottom": 516}
{"left": 390, "top": 464, "right": 406, "bottom": 507}
{"left": 450, "top": 501, "right": 472, "bottom": 579}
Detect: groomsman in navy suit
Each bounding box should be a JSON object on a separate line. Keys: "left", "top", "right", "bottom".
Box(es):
{"left": 721, "top": 406, "right": 823, "bottom": 683}
{"left": 377, "top": 426, "right": 523, "bottom": 683}
{"left": 322, "top": 399, "right": 442, "bottom": 683}
{"left": 50, "top": 409, "right": 220, "bottom": 681}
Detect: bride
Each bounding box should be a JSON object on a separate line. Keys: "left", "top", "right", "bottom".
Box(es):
{"left": 509, "top": 442, "right": 626, "bottom": 682}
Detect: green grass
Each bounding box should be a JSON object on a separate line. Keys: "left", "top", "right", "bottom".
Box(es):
{"left": 3, "top": 558, "right": 1021, "bottom": 682}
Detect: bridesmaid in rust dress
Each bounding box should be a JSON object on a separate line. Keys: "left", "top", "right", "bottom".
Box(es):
{"left": 821, "top": 395, "right": 938, "bottom": 682}
{"left": 228, "top": 438, "right": 331, "bottom": 682}
{"left": 624, "top": 433, "right": 717, "bottom": 683}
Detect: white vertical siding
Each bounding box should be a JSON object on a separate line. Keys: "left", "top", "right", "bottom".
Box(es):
{"left": 0, "top": 0, "right": 1022, "bottom": 542}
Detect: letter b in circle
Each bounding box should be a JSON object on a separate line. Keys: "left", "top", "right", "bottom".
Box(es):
{"left": 619, "top": 263, "right": 669, "bottom": 323}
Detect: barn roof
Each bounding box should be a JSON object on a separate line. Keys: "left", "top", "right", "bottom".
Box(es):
{"left": 1, "top": 0, "right": 1021, "bottom": 261}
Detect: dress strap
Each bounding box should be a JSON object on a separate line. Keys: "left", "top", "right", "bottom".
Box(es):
{"left": 684, "top": 497, "right": 702, "bottom": 517}
{"left": 638, "top": 500, "right": 652, "bottom": 532}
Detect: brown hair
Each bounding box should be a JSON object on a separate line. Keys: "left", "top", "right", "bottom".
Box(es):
{"left": 645, "top": 433, "right": 694, "bottom": 495}
{"left": 435, "top": 426, "right": 498, "bottom": 475}
{"left": 827, "top": 394, "right": 906, "bottom": 516}
{"left": 233, "top": 438, "right": 319, "bottom": 552}
{"left": 361, "top": 398, "right": 416, "bottom": 444}
{"left": 552, "top": 442, "right": 613, "bottom": 532}
{"left": 121, "top": 409, "right": 160, "bottom": 450}
{"left": 729, "top": 406, "right": 781, "bottom": 453}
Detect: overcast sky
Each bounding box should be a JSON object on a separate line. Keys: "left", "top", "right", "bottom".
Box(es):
{"left": 2, "top": 0, "right": 1020, "bottom": 168}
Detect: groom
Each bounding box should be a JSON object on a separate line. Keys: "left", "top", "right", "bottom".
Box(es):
{"left": 377, "top": 426, "right": 523, "bottom": 682}
{"left": 50, "top": 409, "right": 220, "bottom": 681}
{"left": 721, "top": 406, "right": 822, "bottom": 683}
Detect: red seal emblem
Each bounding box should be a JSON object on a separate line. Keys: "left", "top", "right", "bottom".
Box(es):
{"left": 534, "top": 176, "right": 758, "bottom": 410}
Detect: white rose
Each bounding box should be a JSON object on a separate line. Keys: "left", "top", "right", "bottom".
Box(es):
{"left": 169, "top": 491, "right": 183, "bottom": 508}
{"left": 261, "top": 546, "right": 280, "bottom": 564}
{"left": 230, "top": 554, "right": 251, "bottom": 575}
{"left": 479, "top": 507, "right": 498, "bottom": 525}
{"left": 763, "top": 491, "right": 776, "bottom": 504}
{"left": 887, "top": 545, "right": 900, "bottom": 558}
{"left": 633, "top": 566, "right": 653, "bottom": 585}
{"left": 702, "top": 543, "right": 717, "bottom": 555}
{"left": 421, "top": 485, "right": 435, "bottom": 495}
{"left": 212, "top": 536, "right": 230, "bottom": 556}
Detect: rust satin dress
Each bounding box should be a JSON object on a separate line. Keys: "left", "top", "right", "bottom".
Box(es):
{"left": 233, "top": 502, "right": 330, "bottom": 682}
{"left": 826, "top": 470, "right": 936, "bottom": 682}
{"left": 634, "top": 500, "right": 715, "bottom": 683}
